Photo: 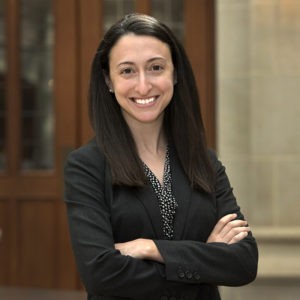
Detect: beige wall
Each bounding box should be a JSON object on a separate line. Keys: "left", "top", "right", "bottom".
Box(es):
{"left": 216, "top": 0, "right": 300, "bottom": 299}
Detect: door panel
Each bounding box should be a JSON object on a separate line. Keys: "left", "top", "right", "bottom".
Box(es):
{"left": 18, "top": 199, "right": 56, "bottom": 287}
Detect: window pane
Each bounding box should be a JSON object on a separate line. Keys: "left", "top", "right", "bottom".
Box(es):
{"left": 151, "top": 0, "right": 184, "bottom": 43}
{"left": 20, "top": 0, "right": 54, "bottom": 170}
{"left": 0, "top": 0, "right": 6, "bottom": 170}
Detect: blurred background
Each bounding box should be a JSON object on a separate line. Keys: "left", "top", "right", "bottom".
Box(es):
{"left": 0, "top": 0, "right": 299, "bottom": 299}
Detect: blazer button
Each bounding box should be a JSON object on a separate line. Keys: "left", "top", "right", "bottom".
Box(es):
{"left": 193, "top": 272, "right": 201, "bottom": 280}
{"left": 185, "top": 270, "right": 193, "bottom": 279}
{"left": 169, "top": 297, "right": 177, "bottom": 300}
{"left": 177, "top": 269, "right": 185, "bottom": 279}
{"left": 160, "top": 296, "right": 169, "bottom": 300}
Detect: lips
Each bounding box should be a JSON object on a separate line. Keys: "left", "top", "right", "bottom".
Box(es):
{"left": 131, "top": 96, "right": 157, "bottom": 105}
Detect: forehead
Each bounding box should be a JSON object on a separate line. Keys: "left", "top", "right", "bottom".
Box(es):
{"left": 109, "top": 34, "right": 172, "bottom": 64}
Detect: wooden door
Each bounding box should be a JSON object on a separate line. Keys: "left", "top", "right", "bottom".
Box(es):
{"left": 0, "top": 0, "right": 215, "bottom": 290}
{"left": 0, "top": 0, "right": 79, "bottom": 289}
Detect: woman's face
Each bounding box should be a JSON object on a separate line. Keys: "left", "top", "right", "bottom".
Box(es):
{"left": 107, "top": 34, "right": 175, "bottom": 128}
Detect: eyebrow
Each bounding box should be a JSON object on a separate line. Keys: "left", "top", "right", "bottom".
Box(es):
{"left": 117, "top": 57, "right": 166, "bottom": 67}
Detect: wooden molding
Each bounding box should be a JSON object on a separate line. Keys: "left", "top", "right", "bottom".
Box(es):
{"left": 184, "top": 0, "right": 216, "bottom": 149}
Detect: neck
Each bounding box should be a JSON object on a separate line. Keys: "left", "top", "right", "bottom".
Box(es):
{"left": 126, "top": 117, "right": 168, "bottom": 185}
{"left": 127, "top": 120, "right": 167, "bottom": 156}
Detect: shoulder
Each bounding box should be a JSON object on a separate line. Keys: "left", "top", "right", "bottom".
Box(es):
{"left": 207, "top": 149, "right": 234, "bottom": 197}
{"left": 72, "top": 137, "right": 102, "bottom": 155}
{"left": 64, "top": 139, "right": 109, "bottom": 208}
{"left": 64, "top": 138, "right": 106, "bottom": 178}
{"left": 68, "top": 138, "right": 104, "bottom": 161}
{"left": 207, "top": 148, "right": 220, "bottom": 167}
{"left": 207, "top": 148, "right": 227, "bottom": 177}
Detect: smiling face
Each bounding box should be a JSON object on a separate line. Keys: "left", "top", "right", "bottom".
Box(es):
{"left": 107, "top": 34, "right": 175, "bottom": 129}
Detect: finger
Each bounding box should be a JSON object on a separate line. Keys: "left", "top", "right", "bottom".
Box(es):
{"left": 212, "top": 213, "right": 238, "bottom": 235}
{"left": 115, "top": 243, "right": 126, "bottom": 254}
{"left": 223, "top": 225, "right": 250, "bottom": 242}
{"left": 220, "top": 225, "right": 250, "bottom": 243}
{"left": 228, "top": 230, "right": 249, "bottom": 244}
{"left": 219, "top": 219, "right": 248, "bottom": 238}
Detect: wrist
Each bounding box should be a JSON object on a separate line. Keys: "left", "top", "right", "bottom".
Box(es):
{"left": 144, "top": 239, "right": 164, "bottom": 263}
{"left": 142, "top": 239, "right": 155, "bottom": 259}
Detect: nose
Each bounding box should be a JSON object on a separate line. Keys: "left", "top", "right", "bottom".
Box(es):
{"left": 134, "top": 72, "right": 152, "bottom": 95}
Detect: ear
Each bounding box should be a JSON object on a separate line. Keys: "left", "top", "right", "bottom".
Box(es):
{"left": 104, "top": 75, "right": 114, "bottom": 93}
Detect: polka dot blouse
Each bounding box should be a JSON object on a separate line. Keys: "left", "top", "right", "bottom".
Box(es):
{"left": 143, "top": 147, "right": 178, "bottom": 240}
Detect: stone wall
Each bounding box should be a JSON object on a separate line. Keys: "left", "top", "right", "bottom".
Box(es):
{"left": 216, "top": 0, "right": 300, "bottom": 298}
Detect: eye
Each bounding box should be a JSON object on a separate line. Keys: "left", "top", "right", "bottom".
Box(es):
{"left": 120, "top": 67, "right": 134, "bottom": 75}
{"left": 150, "top": 64, "right": 164, "bottom": 72}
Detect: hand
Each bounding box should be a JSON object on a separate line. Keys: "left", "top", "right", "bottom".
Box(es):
{"left": 207, "top": 213, "right": 250, "bottom": 244}
{"left": 115, "top": 238, "right": 164, "bottom": 263}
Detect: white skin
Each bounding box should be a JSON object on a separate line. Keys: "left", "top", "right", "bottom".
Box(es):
{"left": 107, "top": 34, "right": 250, "bottom": 262}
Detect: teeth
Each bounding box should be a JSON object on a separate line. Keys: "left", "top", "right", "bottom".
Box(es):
{"left": 134, "top": 97, "right": 156, "bottom": 104}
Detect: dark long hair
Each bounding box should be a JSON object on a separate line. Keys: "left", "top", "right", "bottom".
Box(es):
{"left": 89, "top": 13, "right": 215, "bottom": 193}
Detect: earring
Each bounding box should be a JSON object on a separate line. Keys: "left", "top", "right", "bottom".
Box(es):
{"left": 109, "top": 88, "right": 114, "bottom": 93}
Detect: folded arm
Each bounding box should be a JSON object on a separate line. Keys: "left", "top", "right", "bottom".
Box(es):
{"left": 115, "top": 212, "right": 250, "bottom": 261}
{"left": 115, "top": 150, "right": 258, "bottom": 287}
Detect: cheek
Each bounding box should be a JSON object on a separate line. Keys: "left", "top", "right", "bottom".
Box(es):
{"left": 113, "top": 83, "right": 134, "bottom": 106}
{"left": 160, "top": 78, "right": 174, "bottom": 98}
{"left": 153, "top": 74, "right": 173, "bottom": 89}
{"left": 112, "top": 81, "right": 131, "bottom": 95}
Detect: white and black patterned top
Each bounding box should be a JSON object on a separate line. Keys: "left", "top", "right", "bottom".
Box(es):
{"left": 143, "top": 147, "right": 178, "bottom": 240}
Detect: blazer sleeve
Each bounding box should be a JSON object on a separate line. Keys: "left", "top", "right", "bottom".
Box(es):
{"left": 64, "top": 143, "right": 189, "bottom": 299}
{"left": 154, "top": 150, "right": 258, "bottom": 287}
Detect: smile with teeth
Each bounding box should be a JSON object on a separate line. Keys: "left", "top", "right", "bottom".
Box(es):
{"left": 132, "top": 96, "right": 157, "bottom": 105}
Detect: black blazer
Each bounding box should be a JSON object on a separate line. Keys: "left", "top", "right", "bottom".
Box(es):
{"left": 64, "top": 139, "right": 258, "bottom": 300}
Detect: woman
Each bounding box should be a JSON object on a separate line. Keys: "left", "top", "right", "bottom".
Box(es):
{"left": 64, "top": 13, "right": 258, "bottom": 300}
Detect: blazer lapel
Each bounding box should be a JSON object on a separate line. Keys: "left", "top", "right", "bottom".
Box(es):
{"left": 134, "top": 185, "right": 165, "bottom": 239}
{"left": 170, "top": 148, "right": 192, "bottom": 240}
